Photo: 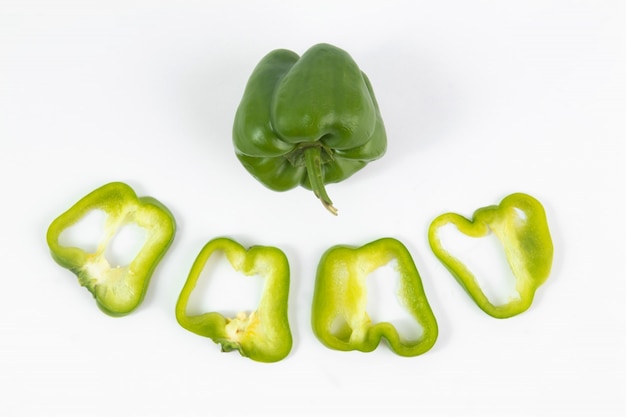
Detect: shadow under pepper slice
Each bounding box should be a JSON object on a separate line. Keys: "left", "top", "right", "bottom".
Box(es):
{"left": 428, "top": 192, "right": 554, "bottom": 319}
{"left": 175, "top": 237, "right": 292, "bottom": 363}
{"left": 46, "top": 182, "right": 176, "bottom": 317}
{"left": 312, "top": 237, "right": 438, "bottom": 357}
{"left": 233, "top": 43, "right": 387, "bottom": 215}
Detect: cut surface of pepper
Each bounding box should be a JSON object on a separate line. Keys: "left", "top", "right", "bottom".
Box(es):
{"left": 428, "top": 192, "right": 554, "bottom": 319}
{"left": 232, "top": 43, "right": 387, "bottom": 215}
{"left": 176, "top": 238, "right": 292, "bottom": 363}
{"left": 311, "top": 237, "right": 438, "bottom": 357}
{"left": 46, "top": 182, "right": 176, "bottom": 316}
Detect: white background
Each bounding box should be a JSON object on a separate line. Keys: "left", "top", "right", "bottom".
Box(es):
{"left": 1, "top": 1, "right": 625, "bottom": 416}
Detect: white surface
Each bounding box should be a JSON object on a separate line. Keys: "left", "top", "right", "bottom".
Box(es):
{"left": 1, "top": 1, "right": 625, "bottom": 416}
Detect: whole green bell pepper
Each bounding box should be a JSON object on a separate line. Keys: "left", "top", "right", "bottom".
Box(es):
{"left": 175, "top": 237, "right": 292, "bottom": 363}
{"left": 312, "top": 237, "right": 438, "bottom": 357}
{"left": 46, "top": 182, "right": 176, "bottom": 317}
{"left": 428, "top": 193, "right": 554, "bottom": 319}
{"left": 233, "top": 43, "right": 387, "bottom": 215}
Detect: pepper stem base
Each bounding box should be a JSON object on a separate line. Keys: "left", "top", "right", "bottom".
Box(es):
{"left": 304, "top": 146, "right": 338, "bottom": 216}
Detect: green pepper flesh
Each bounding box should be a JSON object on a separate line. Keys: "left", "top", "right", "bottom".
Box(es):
{"left": 428, "top": 192, "right": 554, "bottom": 318}
{"left": 46, "top": 182, "right": 176, "bottom": 317}
{"left": 176, "top": 237, "right": 292, "bottom": 363}
{"left": 312, "top": 237, "right": 438, "bottom": 357}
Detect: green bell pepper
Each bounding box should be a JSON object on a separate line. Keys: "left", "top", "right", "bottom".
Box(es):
{"left": 312, "top": 238, "right": 438, "bottom": 357}
{"left": 46, "top": 182, "right": 176, "bottom": 317}
{"left": 233, "top": 43, "right": 387, "bottom": 215}
{"left": 175, "top": 237, "right": 292, "bottom": 363}
{"left": 428, "top": 193, "right": 554, "bottom": 319}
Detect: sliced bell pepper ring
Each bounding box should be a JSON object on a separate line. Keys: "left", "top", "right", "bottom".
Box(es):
{"left": 428, "top": 192, "right": 554, "bottom": 319}
{"left": 311, "top": 237, "right": 438, "bottom": 357}
{"left": 46, "top": 182, "right": 176, "bottom": 317}
{"left": 175, "top": 237, "right": 292, "bottom": 363}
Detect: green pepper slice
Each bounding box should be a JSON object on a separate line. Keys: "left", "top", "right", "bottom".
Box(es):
{"left": 176, "top": 238, "right": 292, "bottom": 363}
{"left": 233, "top": 43, "right": 387, "bottom": 215}
{"left": 46, "top": 182, "right": 176, "bottom": 317}
{"left": 312, "top": 238, "right": 438, "bottom": 357}
{"left": 428, "top": 192, "right": 554, "bottom": 318}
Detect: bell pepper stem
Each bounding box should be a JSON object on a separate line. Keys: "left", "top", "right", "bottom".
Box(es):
{"left": 304, "top": 146, "right": 338, "bottom": 215}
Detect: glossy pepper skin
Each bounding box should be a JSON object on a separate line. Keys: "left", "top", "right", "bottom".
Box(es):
{"left": 428, "top": 193, "right": 553, "bottom": 319}
{"left": 312, "top": 238, "right": 438, "bottom": 357}
{"left": 233, "top": 43, "right": 387, "bottom": 215}
{"left": 46, "top": 182, "right": 176, "bottom": 317}
{"left": 176, "top": 238, "right": 292, "bottom": 363}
